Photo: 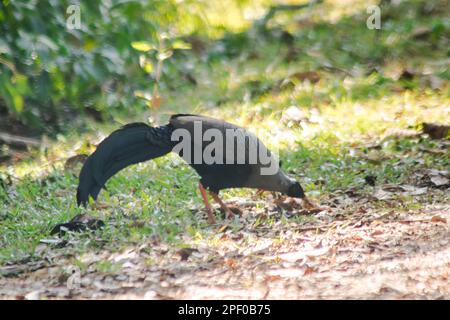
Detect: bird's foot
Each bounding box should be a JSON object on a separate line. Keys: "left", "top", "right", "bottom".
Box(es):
{"left": 207, "top": 215, "right": 216, "bottom": 225}
{"left": 219, "top": 205, "right": 243, "bottom": 219}
{"left": 223, "top": 208, "right": 235, "bottom": 220}
{"left": 206, "top": 208, "right": 217, "bottom": 225}
{"left": 210, "top": 192, "right": 239, "bottom": 220}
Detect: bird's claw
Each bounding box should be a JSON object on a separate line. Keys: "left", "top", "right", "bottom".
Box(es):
{"left": 224, "top": 209, "right": 235, "bottom": 220}
{"left": 206, "top": 208, "right": 217, "bottom": 225}
{"left": 207, "top": 215, "right": 216, "bottom": 225}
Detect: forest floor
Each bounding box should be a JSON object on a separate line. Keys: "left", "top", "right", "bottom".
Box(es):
{"left": 0, "top": 195, "right": 449, "bottom": 299}
{"left": 1, "top": 0, "right": 449, "bottom": 299}
{"left": 1, "top": 130, "right": 449, "bottom": 299}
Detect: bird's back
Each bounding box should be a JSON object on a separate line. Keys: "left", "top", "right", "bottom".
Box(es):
{"left": 169, "top": 114, "right": 287, "bottom": 193}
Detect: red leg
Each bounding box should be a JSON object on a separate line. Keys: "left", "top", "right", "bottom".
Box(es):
{"left": 199, "top": 182, "right": 216, "bottom": 224}
{"left": 210, "top": 192, "right": 234, "bottom": 219}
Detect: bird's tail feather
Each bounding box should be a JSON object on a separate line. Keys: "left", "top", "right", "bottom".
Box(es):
{"left": 76, "top": 123, "right": 172, "bottom": 206}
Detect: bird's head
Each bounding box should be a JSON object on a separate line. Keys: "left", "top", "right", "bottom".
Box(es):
{"left": 287, "top": 181, "right": 305, "bottom": 198}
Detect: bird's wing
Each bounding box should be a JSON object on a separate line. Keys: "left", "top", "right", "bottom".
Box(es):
{"left": 170, "top": 114, "right": 275, "bottom": 166}
{"left": 170, "top": 114, "right": 288, "bottom": 192}
{"left": 170, "top": 114, "right": 246, "bottom": 164}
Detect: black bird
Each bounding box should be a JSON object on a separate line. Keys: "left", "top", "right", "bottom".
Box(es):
{"left": 77, "top": 114, "right": 314, "bottom": 223}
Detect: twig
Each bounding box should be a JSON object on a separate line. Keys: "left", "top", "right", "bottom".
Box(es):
{"left": 296, "top": 223, "right": 332, "bottom": 232}
{"left": 396, "top": 219, "right": 433, "bottom": 224}
{"left": 319, "top": 64, "right": 353, "bottom": 77}
{"left": 0, "top": 55, "right": 18, "bottom": 75}
{"left": 0, "top": 132, "right": 40, "bottom": 147}
{"left": 259, "top": 0, "right": 323, "bottom": 27}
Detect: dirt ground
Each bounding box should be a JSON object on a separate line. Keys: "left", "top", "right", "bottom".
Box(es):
{"left": 1, "top": 194, "right": 448, "bottom": 300}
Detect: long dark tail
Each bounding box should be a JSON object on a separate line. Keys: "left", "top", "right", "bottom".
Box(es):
{"left": 76, "top": 122, "right": 173, "bottom": 206}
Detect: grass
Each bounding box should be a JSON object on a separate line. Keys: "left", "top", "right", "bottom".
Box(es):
{"left": 0, "top": 0, "right": 449, "bottom": 266}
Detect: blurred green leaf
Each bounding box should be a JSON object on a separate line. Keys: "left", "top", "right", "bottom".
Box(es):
{"left": 131, "top": 41, "right": 156, "bottom": 52}
{"left": 171, "top": 40, "right": 192, "bottom": 50}
{"left": 12, "top": 74, "right": 29, "bottom": 94}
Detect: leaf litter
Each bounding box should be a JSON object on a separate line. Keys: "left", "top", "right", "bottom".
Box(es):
{"left": 1, "top": 188, "right": 448, "bottom": 299}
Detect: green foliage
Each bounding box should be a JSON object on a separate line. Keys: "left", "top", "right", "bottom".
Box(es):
{"left": 0, "top": 0, "right": 194, "bottom": 131}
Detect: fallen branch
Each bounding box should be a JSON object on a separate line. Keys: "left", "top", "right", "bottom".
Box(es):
{"left": 0, "top": 261, "right": 47, "bottom": 277}
{"left": 259, "top": 0, "right": 324, "bottom": 27}
{"left": 0, "top": 132, "right": 40, "bottom": 148}
{"left": 296, "top": 223, "right": 332, "bottom": 232}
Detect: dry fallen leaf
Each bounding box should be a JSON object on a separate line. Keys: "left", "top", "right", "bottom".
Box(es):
{"left": 224, "top": 258, "right": 236, "bottom": 269}
{"left": 177, "top": 248, "right": 198, "bottom": 261}
{"left": 373, "top": 184, "right": 428, "bottom": 200}
{"left": 371, "top": 220, "right": 383, "bottom": 226}
{"left": 303, "top": 266, "right": 317, "bottom": 276}
{"left": 67, "top": 270, "right": 81, "bottom": 290}
{"left": 24, "top": 290, "right": 41, "bottom": 300}
{"left": 430, "top": 175, "right": 449, "bottom": 187}
{"left": 401, "top": 185, "right": 428, "bottom": 196}
{"left": 64, "top": 154, "right": 88, "bottom": 170}
{"left": 373, "top": 188, "right": 395, "bottom": 200}
{"left": 265, "top": 275, "right": 282, "bottom": 282}
{"left": 431, "top": 216, "right": 447, "bottom": 224}
{"left": 302, "top": 197, "right": 320, "bottom": 210}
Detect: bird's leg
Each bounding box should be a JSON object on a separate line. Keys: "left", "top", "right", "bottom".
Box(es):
{"left": 198, "top": 182, "right": 216, "bottom": 224}
{"left": 209, "top": 192, "right": 234, "bottom": 219}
